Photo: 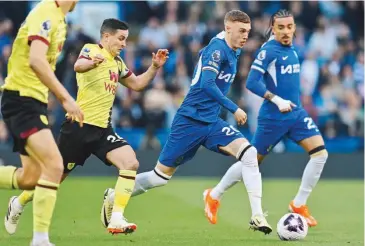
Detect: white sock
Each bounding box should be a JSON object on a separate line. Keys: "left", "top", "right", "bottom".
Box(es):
{"left": 14, "top": 197, "right": 24, "bottom": 210}
{"left": 132, "top": 168, "right": 171, "bottom": 197}
{"left": 293, "top": 152, "right": 328, "bottom": 207}
{"left": 240, "top": 146, "right": 263, "bottom": 217}
{"left": 33, "top": 232, "right": 49, "bottom": 243}
{"left": 110, "top": 211, "right": 123, "bottom": 223}
{"left": 210, "top": 161, "right": 242, "bottom": 200}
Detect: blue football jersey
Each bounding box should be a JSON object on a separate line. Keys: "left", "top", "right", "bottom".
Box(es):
{"left": 250, "top": 39, "right": 302, "bottom": 119}
{"left": 177, "top": 32, "right": 241, "bottom": 123}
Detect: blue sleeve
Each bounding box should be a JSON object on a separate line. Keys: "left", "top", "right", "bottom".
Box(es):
{"left": 200, "top": 70, "right": 238, "bottom": 113}
{"left": 246, "top": 69, "right": 267, "bottom": 97}
{"left": 246, "top": 47, "right": 276, "bottom": 98}
{"left": 250, "top": 46, "right": 276, "bottom": 73}
{"left": 201, "top": 41, "right": 224, "bottom": 75}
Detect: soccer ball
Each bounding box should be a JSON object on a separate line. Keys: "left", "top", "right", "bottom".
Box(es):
{"left": 277, "top": 213, "right": 308, "bottom": 241}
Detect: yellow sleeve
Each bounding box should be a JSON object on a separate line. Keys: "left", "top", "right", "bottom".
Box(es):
{"left": 78, "top": 44, "right": 96, "bottom": 60}
{"left": 117, "top": 58, "right": 132, "bottom": 79}
{"left": 27, "top": 11, "right": 58, "bottom": 46}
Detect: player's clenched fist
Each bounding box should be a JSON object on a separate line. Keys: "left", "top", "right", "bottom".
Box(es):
{"left": 234, "top": 108, "right": 247, "bottom": 125}
{"left": 63, "top": 96, "right": 84, "bottom": 127}
{"left": 152, "top": 49, "right": 169, "bottom": 68}
{"left": 271, "top": 95, "right": 296, "bottom": 113}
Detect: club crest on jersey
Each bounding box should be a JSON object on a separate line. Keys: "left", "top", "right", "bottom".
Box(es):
{"left": 83, "top": 47, "right": 90, "bottom": 53}
{"left": 257, "top": 50, "right": 266, "bottom": 60}
{"left": 212, "top": 50, "right": 221, "bottom": 62}
{"left": 39, "top": 20, "right": 51, "bottom": 37}
{"left": 67, "top": 162, "right": 75, "bottom": 170}
{"left": 81, "top": 47, "right": 90, "bottom": 57}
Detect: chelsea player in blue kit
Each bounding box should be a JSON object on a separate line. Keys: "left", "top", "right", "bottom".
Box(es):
{"left": 205, "top": 10, "right": 328, "bottom": 227}
{"left": 100, "top": 10, "right": 272, "bottom": 234}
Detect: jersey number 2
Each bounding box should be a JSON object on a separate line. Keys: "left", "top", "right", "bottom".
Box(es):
{"left": 304, "top": 117, "right": 319, "bottom": 132}
{"left": 222, "top": 125, "right": 240, "bottom": 136}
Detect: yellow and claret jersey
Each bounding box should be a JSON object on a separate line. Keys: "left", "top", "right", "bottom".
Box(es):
{"left": 75, "top": 43, "right": 132, "bottom": 128}
{"left": 2, "top": 0, "right": 67, "bottom": 104}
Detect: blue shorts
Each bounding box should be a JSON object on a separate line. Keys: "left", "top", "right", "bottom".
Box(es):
{"left": 159, "top": 114, "right": 245, "bottom": 167}
{"left": 252, "top": 109, "right": 321, "bottom": 155}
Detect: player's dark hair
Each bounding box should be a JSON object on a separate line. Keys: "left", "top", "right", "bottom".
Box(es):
{"left": 100, "top": 18, "right": 129, "bottom": 37}
{"left": 265, "top": 9, "right": 293, "bottom": 40}
{"left": 224, "top": 10, "right": 251, "bottom": 24}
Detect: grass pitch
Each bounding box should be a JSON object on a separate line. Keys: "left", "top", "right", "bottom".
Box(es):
{"left": 0, "top": 178, "right": 363, "bottom": 246}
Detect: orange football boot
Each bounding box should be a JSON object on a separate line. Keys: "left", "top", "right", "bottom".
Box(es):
{"left": 289, "top": 201, "right": 318, "bottom": 227}
{"left": 203, "top": 189, "right": 220, "bottom": 224}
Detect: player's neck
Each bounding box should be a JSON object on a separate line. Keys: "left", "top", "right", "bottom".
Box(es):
{"left": 99, "top": 41, "right": 115, "bottom": 57}
{"left": 57, "top": 1, "right": 70, "bottom": 15}
{"left": 224, "top": 36, "right": 237, "bottom": 51}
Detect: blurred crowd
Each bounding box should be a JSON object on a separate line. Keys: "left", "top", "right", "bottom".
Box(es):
{"left": 0, "top": 1, "right": 363, "bottom": 150}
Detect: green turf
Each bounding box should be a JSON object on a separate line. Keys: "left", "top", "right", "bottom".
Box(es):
{"left": 0, "top": 178, "right": 363, "bottom": 246}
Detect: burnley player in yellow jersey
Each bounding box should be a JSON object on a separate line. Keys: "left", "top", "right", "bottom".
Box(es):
{"left": 5, "top": 18, "right": 169, "bottom": 236}
{"left": 0, "top": 1, "right": 83, "bottom": 246}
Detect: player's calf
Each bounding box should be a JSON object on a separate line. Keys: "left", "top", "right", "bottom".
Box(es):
{"left": 100, "top": 165, "right": 171, "bottom": 227}
{"left": 291, "top": 146, "right": 328, "bottom": 227}
{"left": 236, "top": 142, "right": 265, "bottom": 216}
{"left": 132, "top": 167, "right": 171, "bottom": 196}
{"left": 105, "top": 146, "right": 140, "bottom": 233}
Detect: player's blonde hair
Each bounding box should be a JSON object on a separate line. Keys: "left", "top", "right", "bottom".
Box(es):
{"left": 224, "top": 10, "right": 251, "bottom": 24}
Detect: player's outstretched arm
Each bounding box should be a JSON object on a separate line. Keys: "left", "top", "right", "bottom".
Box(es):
{"left": 29, "top": 40, "right": 84, "bottom": 126}
{"left": 120, "top": 49, "right": 169, "bottom": 91}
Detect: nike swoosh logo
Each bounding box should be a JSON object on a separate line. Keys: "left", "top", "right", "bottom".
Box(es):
{"left": 282, "top": 56, "right": 288, "bottom": 60}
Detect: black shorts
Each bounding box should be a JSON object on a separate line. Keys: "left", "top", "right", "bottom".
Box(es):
{"left": 58, "top": 120, "right": 130, "bottom": 173}
{"left": 1, "top": 90, "right": 49, "bottom": 155}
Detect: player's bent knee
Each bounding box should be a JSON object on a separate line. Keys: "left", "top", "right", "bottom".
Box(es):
{"left": 41, "top": 155, "right": 64, "bottom": 180}
{"left": 236, "top": 142, "right": 257, "bottom": 162}
{"left": 121, "top": 158, "right": 139, "bottom": 171}
{"left": 19, "top": 178, "right": 38, "bottom": 190}
{"left": 309, "top": 146, "right": 328, "bottom": 163}
{"left": 17, "top": 170, "right": 40, "bottom": 190}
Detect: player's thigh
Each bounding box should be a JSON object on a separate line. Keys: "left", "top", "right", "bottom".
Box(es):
{"left": 93, "top": 128, "right": 137, "bottom": 170}
{"left": 158, "top": 114, "right": 207, "bottom": 168}
{"left": 251, "top": 118, "right": 288, "bottom": 156}
{"left": 218, "top": 138, "right": 250, "bottom": 157}
{"left": 105, "top": 145, "right": 139, "bottom": 171}
{"left": 16, "top": 154, "right": 42, "bottom": 190}
{"left": 25, "top": 128, "right": 64, "bottom": 181}
{"left": 298, "top": 135, "right": 325, "bottom": 153}
{"left": 204, "top": 119, "right": 246, "bottom": 157}
{"left": 288, "top": 111, "right": 323, "bottom": 152}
